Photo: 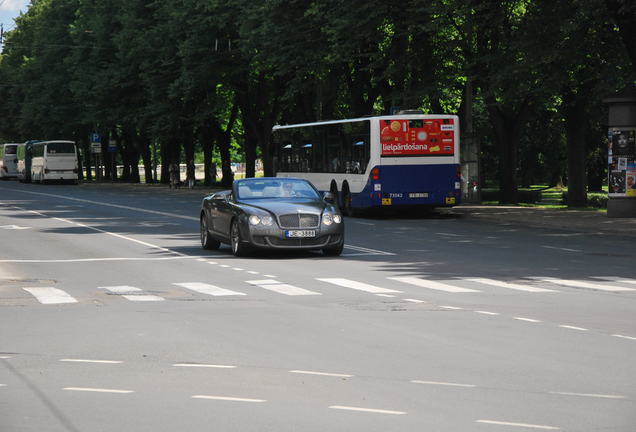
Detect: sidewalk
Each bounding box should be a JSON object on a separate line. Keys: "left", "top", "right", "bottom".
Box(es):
{"left": 452, "top": 204, "right": 636, "bottom": 237}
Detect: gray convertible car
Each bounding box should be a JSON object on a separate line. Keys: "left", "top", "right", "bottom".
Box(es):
{"left": 200, "top": 177, "right": 344, "bottom": 256}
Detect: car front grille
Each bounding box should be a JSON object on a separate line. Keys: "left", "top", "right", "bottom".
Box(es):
{"left": 278, "top": 213, "right": 319, "bottom": 228}
{"left": 267, "top": 236, "right": 326, "bottom": 247}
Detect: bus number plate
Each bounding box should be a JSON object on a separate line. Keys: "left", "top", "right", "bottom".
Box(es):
{"left": 285, "top": 230, "right": 316, "bottom": 238}
{"left": 409, "top": 192, "right": 429, "bottom": 198}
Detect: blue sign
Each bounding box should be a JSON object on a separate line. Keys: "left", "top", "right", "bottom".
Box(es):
{"left": 90, "top": 133, "right": 101, "bottom": 144}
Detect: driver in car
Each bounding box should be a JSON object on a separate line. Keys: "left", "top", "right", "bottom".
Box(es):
{"left": 282, "top": 182, "right": 297, "bottom": 197}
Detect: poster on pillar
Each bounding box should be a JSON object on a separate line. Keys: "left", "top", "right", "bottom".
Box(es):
{"left": 608, "top": 129, "right": 636, "bottom": 197}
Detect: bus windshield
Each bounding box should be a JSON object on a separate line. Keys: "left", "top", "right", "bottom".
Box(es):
{"left": 47, "top": 142, "right": 76, "bottom": 155}
{"left": 4, "top": 145, "right": 17, "bottom": 155}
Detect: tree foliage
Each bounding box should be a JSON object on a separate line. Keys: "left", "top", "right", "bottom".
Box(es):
{"left": 0, "top": 0, "right": 633, "bottom": 202}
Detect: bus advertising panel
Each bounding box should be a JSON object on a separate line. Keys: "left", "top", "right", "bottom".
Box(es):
{"left": 380, "top": 118, "right": 455, "bottom": 157}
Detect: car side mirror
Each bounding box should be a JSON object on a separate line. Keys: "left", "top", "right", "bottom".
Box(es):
{"left": 323, "top": 191, "right": 335, "bottom": 203}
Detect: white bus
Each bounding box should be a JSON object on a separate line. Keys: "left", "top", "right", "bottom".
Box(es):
{"left": 272, "top": 114, "right": 461, "bottom": 215}
{"left": 31, "top": 140, "right": 79, "bottom": 184}
{"left": 0, "top": 143, "right": 20, "bottom": 179}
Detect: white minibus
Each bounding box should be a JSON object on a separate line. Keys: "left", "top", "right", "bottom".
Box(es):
{"left": 31, "top": 140, "right": 79, "bottom": 184}
{"left": 0, "top": 143, "right": 20, "bottom": 179}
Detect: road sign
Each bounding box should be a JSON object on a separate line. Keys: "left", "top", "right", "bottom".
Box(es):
{"left": 90, "top": 133, "right": 101, "bottom": 144}
{"left": 108, "top": 139, "right": 117, "bottom": 153}
{"left": 91, "top": 143, "right": 102, "bottom": 153}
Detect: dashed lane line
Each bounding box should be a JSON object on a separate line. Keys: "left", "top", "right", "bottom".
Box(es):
{"left": 60, "top": 359, "right": 122, "bottom": 364}
{"left": 289, "top": 370, "right": 353, "bottom": 378}
{"left": 329, "top": 405, "right": 406, "bottom": 415}
{"left": 192, "top": 395, "right": 266, "bottom": 403}
{"left": 476, "top": 420, "right": 560, "bottom": 430}
{"left": 411, "top": 380, "right": 476, "bottom": 388}
{"left": 549, "top": 392, "right": 625, "bottom": 399}
{"left": 63, "top": 387, "right": 134, "bottom": 394}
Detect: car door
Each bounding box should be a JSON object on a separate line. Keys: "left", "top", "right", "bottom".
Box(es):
{"left": 216, "top": 192, "right": 238, "bottom": 238}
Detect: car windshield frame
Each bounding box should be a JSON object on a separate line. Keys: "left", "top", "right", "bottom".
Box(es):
{"left": 234, "top": 178, "right": 321, "bottom": 200}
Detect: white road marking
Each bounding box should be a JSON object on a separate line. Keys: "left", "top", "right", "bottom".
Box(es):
{"left": 465, "top": 278, "right": 557, "bottom": 293}
{"left": 559, "top": 325, "right": 588, "bottom": 331}
{"left": 0, "top": 356, "right": 13, "bottom": 359}
{"left": 404, "top": 298, "right": 426, "bottom": 303}
{"left": 612, "top": 334, "right": 636, "bottom": 341}
{"left": 375, "top": 294, "right": 395, "bottom": 298}
{"left": 439, "top": 305, "right": 463, "bottom": 310}
{"left": 173, "top": 363, "right": 236, "bottom": 369}
{"left": 329, "top": 405, "right": 406, "bottom": 415}
{"left": 542, "top": 245, "right": 582, "bottom": 253}
{"left": 192, "top": 395, "right": 266, "bottom": 403}
{"left": 7, "top": 189, "right": 198, "bottom": 220}
{"left": 435, "top": 232, "right": 462, "bottom": 237}
{"left": 245, "top": 280, "right": 320, "bottom": 296}
{"left": 531, "top": 277, "right": 636, "bottom": 292}
{"left": 514, "top": 317, "right": 542, "bottom": 323}
{"left": 232, "top": 268, "right": 243, "bottom": 271}
{"left": 354, "top": 221, "right": 375, "bottom": 226}
{"left": 411, "top": 380, "right": 476, "bottom": 388}
{"left": 0, "top": 256, "right": 205, "bottom": 263}
{"left": 475, "top": 311, "right": 500, "bottom": 316}
{"left": 389, "top": 276, "right": 480, "bottom": 293}
{"left": 219, "top": 265, "right": 230, "bottom": 268}
{"left": 0, "top": 384, "right": 5, "bottom": 387}
{"left": 207, "top": 261, "right": 218, "bottom": 265}
{"left": 173, "top": 282, "right": 246, "bottom": 297}
{"left": 549, "top": 391, "right": 625, "bottom": 399}
{"left": 247, "top": 271, "right": 259, "bottom": 275}
{"left": 344, "top": 245, "right": 395, "bottom": 256}
{"left": 592, "top": 276, "right": 636, "bottom": 285}
{"left": 99, "top": 286, "right": 164, "bottom": 302}
{"left": 63, "top": 387, "right": 134, "bottom": 394}
{"left": 317, "top": 278, "right": 401, "bottom": 294}
{"left": 289, "top": 370, "right": 353, "bottom": 378}
{"left": 23, "top": 287, "right": 78, "bottom": 305}
{"left": 60, "top": 359, "right": 122, "bottom": 364}
{"left": 0, "top": 225, "right": 30, "bottom": 230}
{"left": 476, "top": 420, "right": 560, "bottom": 430}
{"left": 264, "top": 274, "right": 277, "bottom": 278}
{"left": 18, "top": 207, "right": 189, "bottom": 258}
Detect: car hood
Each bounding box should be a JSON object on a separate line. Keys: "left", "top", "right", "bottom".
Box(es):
{"left": 239, "top": 199, "right": 329, "bottom": 215}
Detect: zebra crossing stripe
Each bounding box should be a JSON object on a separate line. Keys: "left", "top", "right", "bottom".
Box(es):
{"left": 99, "top": 286, "right": 165, "bottom": 301}
{"left": 23, "top": 287, "right": 78, "bottom": 304}
{"left": 388, "top": 277, "right": 480, "bottom": 293}
{"left": 245, "top": 280, "right": 321, "bottom": 296}
{"left": 173, "top": 282, "right": 246, "bottom": 297}
{"left": 464, "top": 278, "right": 558, "bottom": 293}
{"left": 316, "top": 278, "right": 401, "bottom": 294}
{"left": 531, "top": 277, "right": 636, "bottom": 292}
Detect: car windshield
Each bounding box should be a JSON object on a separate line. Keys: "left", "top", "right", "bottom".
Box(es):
{"left": 236, "top": 179, "right": 320, "bottom": 200}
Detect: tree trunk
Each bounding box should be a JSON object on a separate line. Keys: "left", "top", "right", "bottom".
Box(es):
{"left": 199, "top": 124, "right": 215, "bottom": 186}
{"left": 563, "top": 92, "right": 588, "bottom": 207}
{"left": 486, "top": 97, "right": 531, "bottom": 204}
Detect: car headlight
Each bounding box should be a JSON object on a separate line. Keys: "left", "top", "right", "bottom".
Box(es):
{"left": 261, "top": 216, "right": 273, "bottom": 226}
{"left": 333, "top": 214, "right": 342, "bottom": 224}
{"left": 322, "top": 213, "right": 333, "bottom": 225}
{"left": 249, "top": 215, "right": 261, "bottom": 225}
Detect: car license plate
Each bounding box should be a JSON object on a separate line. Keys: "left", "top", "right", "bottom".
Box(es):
{"left": 285, "top": 230, "right": 316, "bottom": 238}
{"left": 409, "top": 192, "right": 429, "bottom": 198}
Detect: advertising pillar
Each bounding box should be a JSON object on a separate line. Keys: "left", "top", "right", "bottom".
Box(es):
{"left": 604, "top": 88, "right": 636, "bottom": 218}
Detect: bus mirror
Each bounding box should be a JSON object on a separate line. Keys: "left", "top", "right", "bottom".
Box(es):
{"left": 323, "top": 191, "right": 335, "bottom": 203}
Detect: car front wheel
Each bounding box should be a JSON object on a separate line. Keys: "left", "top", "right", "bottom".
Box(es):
{"left": 230, "top": 220, "right": 249, "bottom": 257}
{"left": 200, "top": 216, "right": 220, "bottom": 250}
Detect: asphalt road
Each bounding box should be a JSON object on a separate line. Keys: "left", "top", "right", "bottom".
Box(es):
{"left": 1, "top": 182, "right": 635, "bottom": 432}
